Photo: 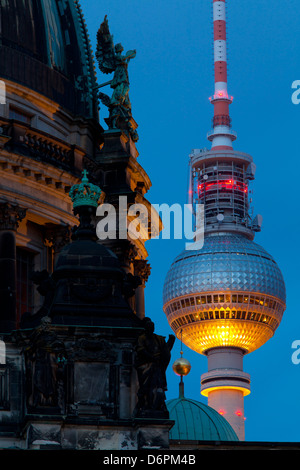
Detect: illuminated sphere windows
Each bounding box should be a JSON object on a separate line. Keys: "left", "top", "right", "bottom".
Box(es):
{"left": 163, "top": 234, "right": 286, "bottom": 355}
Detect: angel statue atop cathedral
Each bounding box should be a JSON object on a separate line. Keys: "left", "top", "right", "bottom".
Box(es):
{"left": 95, "top": 15, "right": 138, "bottom": 142}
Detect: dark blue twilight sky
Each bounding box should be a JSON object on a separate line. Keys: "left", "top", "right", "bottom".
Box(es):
{"left": 80, "top": 0, "right": 300, "bottom": 442}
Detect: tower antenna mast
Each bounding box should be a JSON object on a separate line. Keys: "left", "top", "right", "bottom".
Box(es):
{"left": 208, "top": 0, "right": 236, "bottom": 150}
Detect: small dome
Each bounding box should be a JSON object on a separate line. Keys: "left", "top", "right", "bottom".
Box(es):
{"left": 167, "top": 397, "right": 238, "bottom": 442}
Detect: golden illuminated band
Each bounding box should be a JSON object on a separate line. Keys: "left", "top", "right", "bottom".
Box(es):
{"left": 164, "top": 291, "right": 285, "bottom": 355}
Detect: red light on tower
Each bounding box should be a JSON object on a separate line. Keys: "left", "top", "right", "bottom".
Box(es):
{"left": 235, "top": 410, "right": 243, "bottom": 417}
{"left": 198, "top": 180, "right": 250, "bottom": 194}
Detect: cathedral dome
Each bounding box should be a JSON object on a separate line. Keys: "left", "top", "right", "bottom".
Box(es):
{"left": 167, "top": 396, "right": 238, "bottom": 441}
{"left": 0, "top": 0, "right": 97, "bottom": 119}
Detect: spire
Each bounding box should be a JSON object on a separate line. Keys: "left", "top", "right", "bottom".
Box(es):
{"left": 208, "top": 0, "right": 236, "bottom": 150}
{"left": 172, "top": 330, "right": 191, "bottom": 399}
{"left": 179, "top": 376, "right": 185, "bottom": 399}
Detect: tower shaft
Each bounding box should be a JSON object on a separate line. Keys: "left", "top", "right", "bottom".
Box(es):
{"left": 201, "top": 347, "right": 250, "bottom": 440}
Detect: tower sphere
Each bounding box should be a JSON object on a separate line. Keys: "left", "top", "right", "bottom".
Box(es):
{"left": 163, "top": 234, "right": 286, "bottom": 355}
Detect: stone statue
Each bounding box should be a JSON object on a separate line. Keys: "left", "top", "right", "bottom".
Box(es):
{"left": 24, "top": 317, "right": 67, "bottom": 411}
{"left": 134, "top": 317, "right": 175, "bottom": 417}
{"left": 96, "top": 15, "right": 138, "bottom": 142}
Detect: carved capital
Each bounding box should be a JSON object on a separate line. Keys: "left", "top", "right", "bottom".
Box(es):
{"left": 0, "top": 202, "right": 27, "bottom": 230}
{"left": 134, "top": 259, "right": 151, "bottom": 284}
{"left": 44, "top": 223, "right": 72, "bottom": 254}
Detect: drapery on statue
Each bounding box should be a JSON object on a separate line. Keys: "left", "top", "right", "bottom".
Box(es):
{"left": 134, "top": 317, "right": 175, "bottom": 417}
{"left": 24, "top": 317, "right": 67, "bottom": 411}
{"left": 96, "top": 15, "right": 138, "bottom": 142}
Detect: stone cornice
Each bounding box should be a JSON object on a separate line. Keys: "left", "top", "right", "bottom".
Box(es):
{"left": 0, "top": 150, "right": 80, "bottom": 195}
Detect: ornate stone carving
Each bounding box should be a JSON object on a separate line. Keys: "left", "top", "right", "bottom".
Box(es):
{"left": 67, "top": 336, "right": 117, "bottom": 362}
{"left": 23, "top": 132, "right": 74, "bottom": 171}
{"left": 134, "top": 259, "right": 151, "bottom": 285}
{"left": 24, "top": 317, "right": 67, "bottom": 412}
{"left": 0, "top": 202, "right": 26, "bottom": 230}
{"left": 69, "top": 170, "right": 101, "bottom": 209}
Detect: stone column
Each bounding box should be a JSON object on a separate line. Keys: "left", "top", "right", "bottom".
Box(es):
{"left": 134, "top": 260, "right": 151, "bottom": 320}
{"left": 0, "top": 202, "right": 26, "bottom": 332}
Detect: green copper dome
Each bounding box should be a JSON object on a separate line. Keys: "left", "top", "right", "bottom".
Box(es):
{"left": 167, "top": 397, "right": 239, "bottom": 442}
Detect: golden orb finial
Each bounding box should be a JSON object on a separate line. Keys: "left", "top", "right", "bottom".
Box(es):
{"left": 172, "top": 330, "right": 192, "bottom": 377}
{"left": 172, "top": 357, "right": 192, "bottom": 377}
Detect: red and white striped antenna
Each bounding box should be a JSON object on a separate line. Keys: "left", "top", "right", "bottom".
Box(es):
{"left": 208, "top": 0, "right": 236, "bottom": 150}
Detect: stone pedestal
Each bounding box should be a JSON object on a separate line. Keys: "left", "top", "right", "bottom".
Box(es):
{"left": 25, "top": 419, "right": 174, "bottom": 450}
{"left": 19, "top": 319, "right": 173, "bottom": 450}
{"left": 135, "top": 419, "right": 175, "bottom": 450}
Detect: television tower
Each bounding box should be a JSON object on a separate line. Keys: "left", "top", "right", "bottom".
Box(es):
{"left": 163, "top": 0, "right": 286, "bottom": 440}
